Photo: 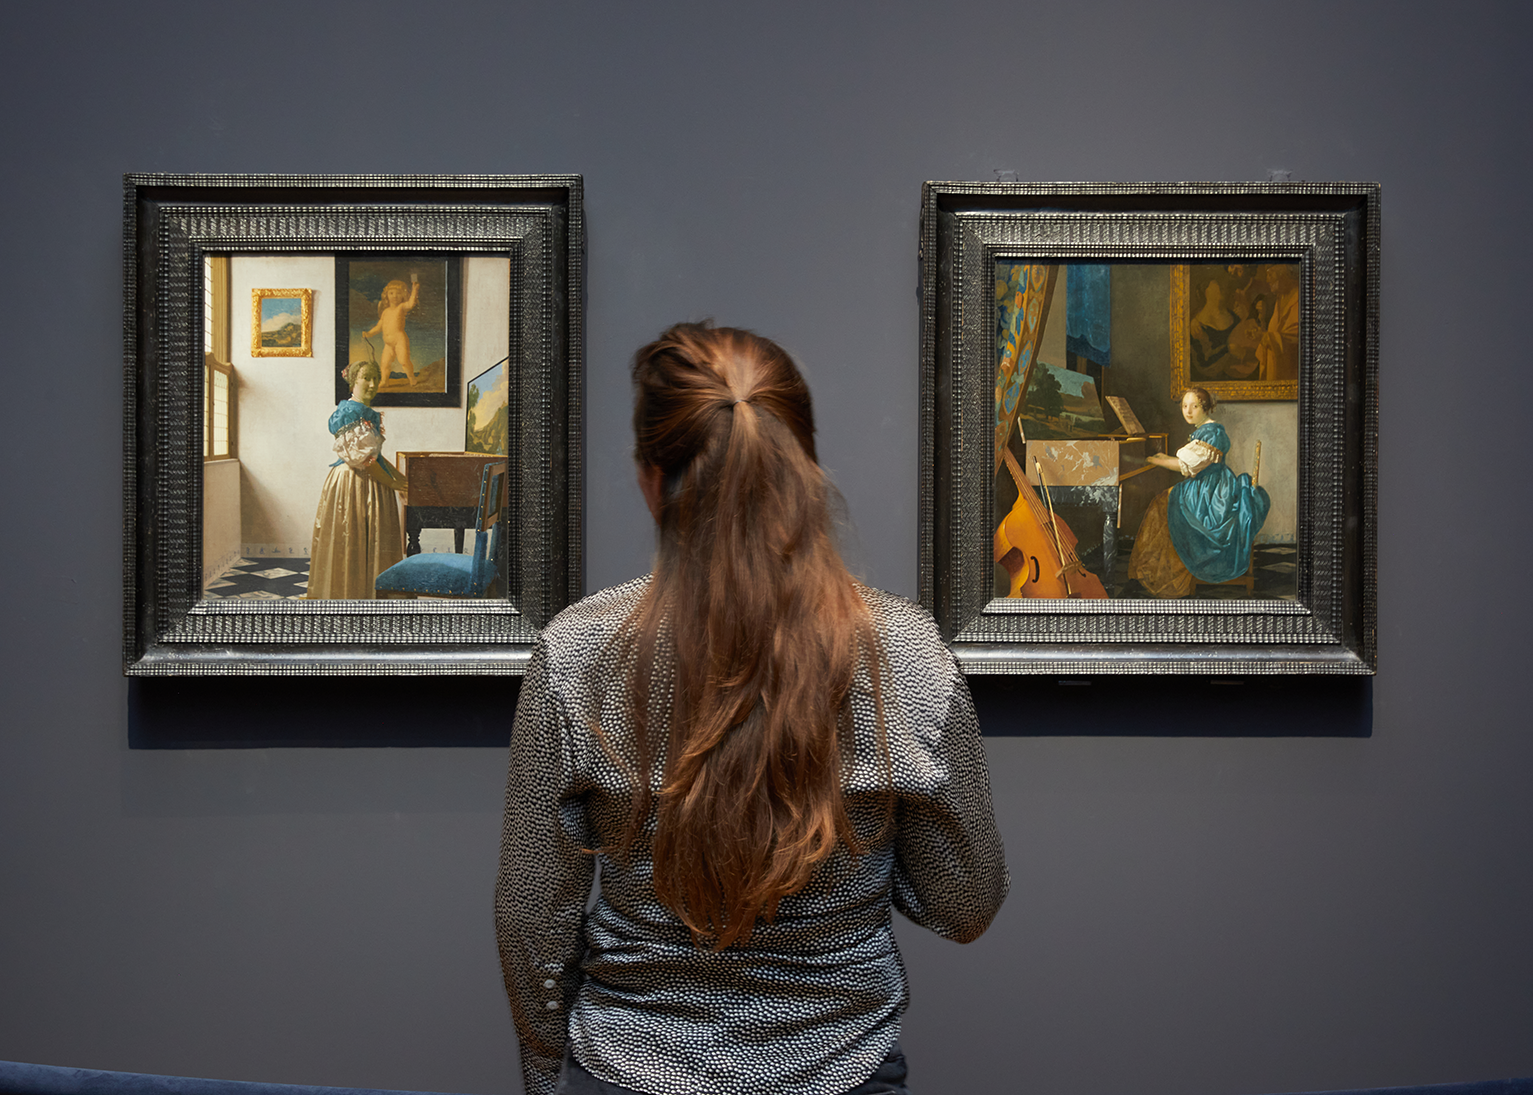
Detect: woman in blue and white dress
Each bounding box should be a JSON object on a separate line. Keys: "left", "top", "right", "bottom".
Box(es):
{"left": 306, "top": 360, "right": 407, "bottom": 599}
{"left": 1128, "top": 386, "right": 1270, "bottom": 598}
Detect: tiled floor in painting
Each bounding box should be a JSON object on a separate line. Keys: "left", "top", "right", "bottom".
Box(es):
{"left": 1087, "top": 539, "right": 1299, "bottom": 600}
{"left": 203, "top": 557, "right": 310, "bottom": 600}
{"left": 206, "top": 543, "right": 1298, "bottom": 604}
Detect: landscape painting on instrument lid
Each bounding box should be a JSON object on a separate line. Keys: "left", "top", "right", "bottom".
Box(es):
{"left": 466, "top": 357, "right": 509, "bottom": 456}
{"left": 992, "top": 261, "right": 1298, "bottom": 602}
{"left": 197, "top": 253, "right": 513, "bottom": 602}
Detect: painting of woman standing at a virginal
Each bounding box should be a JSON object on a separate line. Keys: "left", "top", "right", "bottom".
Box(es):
{"left": 992, "top": 261, "right": 1298, "bottom": 602}
{"left": 306, "top": 359, "right": 409, "bottom": 599}
{"left": 198, "top": 253, "right": 514, "bottom": 602}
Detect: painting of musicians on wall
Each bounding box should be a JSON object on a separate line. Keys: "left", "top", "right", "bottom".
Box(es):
{"left": 992, "top": 261, "right": 1299, "bottom": 602}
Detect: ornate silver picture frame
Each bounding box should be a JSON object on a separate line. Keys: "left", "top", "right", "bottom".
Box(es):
{"left": 124, "top": 174, "right": 583, "bottom": 675}
{"left": 918, "top": 182, "right": 1377, "bottom": 675}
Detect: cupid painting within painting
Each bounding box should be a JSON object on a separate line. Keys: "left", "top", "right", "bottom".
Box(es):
{"left": 992, "top": 261, "right": 1298, "bottom": 603}
{"left": 335, "top": 256, "right": 460, "bottom": 407}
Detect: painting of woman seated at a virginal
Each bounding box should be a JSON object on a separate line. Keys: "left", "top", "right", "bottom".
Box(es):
{"left": 991, "top": 261, "right": 1298, "bottom": 603}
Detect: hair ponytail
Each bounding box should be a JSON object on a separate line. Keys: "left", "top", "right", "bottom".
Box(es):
{"left": 617, "top": 322, "right": 885, "bottom": 949}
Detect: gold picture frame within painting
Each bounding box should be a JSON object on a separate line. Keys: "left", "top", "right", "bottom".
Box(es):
{"left": 251, "top": 287, "right": 314, "bottom": 357}
{"left": 1170, "top": 264, "right": 1299, "bottom": 402}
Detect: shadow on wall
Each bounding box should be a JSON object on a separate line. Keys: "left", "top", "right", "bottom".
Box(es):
{"left": 128, "top": 676, "right": 520, "bottom": 750}
{"left": 969, "top": 675, "right": 1372, "bottom": 737}
{"left": 129, "top": 674, "right": 1371, "bottom": 750}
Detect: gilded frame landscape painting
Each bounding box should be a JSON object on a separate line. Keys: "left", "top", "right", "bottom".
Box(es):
{"left": 919, "top": 182, "right": 1378, "bottom": 675}
{"left": 123, "top": 174, "right": 584, "bottom": 676}
{"left": 251, "top": 288, "right": 313, "bottom": 357}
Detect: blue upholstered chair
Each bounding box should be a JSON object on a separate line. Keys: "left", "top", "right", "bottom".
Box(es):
{"left": 375, "top": 461, "right": 506, "bottom": 599}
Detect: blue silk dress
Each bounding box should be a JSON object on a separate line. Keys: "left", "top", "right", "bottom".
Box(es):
{"left": 1165, "top": 422, "right": 1271, "bottom": 584}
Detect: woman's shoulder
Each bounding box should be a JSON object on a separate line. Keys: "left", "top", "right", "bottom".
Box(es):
{"left": 329, "top": 399, "right": 379, "bottom": 432}
{"left": 1194, "top": 421, "right": 1230, "bottom": 448}
{"left": 856, "top": 583, "right": 940, "bottom": 637}
{"left": 537, "top": 575, "right": 650, "bottom": 669}
{"left": 850, "top": 585, "right": 973, "bottom": 767}
{"left": 855, "top": 583, "right": 959, "bottom": 680}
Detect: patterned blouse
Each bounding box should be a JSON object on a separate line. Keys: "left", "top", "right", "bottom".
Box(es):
{"left": 495, "top": 577, "right": 1008, "bottom": 1095}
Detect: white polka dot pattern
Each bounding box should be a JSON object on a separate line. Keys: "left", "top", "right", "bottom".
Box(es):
{"left": 496, "top": 577, "right": 1008, "bottom": 1095}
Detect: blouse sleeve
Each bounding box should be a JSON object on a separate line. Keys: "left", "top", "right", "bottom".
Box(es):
{"left": 890, "top": 650, "right": 1009, "bottom": 944}
{"left": 1175, "top": 438, "right": 1219, "bottom": 478}
{"left": 495, "top": 640, "right": 596, "bottom": 1095}
{"left": 332, "top": 419, "right": 384, "bottom": 471}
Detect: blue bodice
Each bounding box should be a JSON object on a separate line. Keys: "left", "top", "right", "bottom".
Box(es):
{"left": 1166, "top": 421, "right": 1270, "bottom": 584}
{"left": 1190, "top": 421, "right": 1230, "bottom": 458}
{"left": 328, "top": 399, "right": 383, "bottom": 437}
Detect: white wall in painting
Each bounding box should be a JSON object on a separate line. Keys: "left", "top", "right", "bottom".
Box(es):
{"left": 460, "top": 255, "right": 512, "bottom": 420}
{"left": 202, "top": 457, "right": 241, "bottom": 585}
{"left": 230, "top": 254, "right": 339, "bottom": 559}
{"left": 227, "top": 254, "right": 512, "bottom": 558}
{"left": 1216, "top": 400, "right": 1297, "bottom": 544}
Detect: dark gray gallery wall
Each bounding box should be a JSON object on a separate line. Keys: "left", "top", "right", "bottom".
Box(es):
{"left": 2, "top": 3, "right": 1529, "bottom": 1094}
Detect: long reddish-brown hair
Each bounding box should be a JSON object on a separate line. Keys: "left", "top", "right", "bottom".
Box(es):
{"left": 616, "top": 321, "right": 885, "bottom": 949}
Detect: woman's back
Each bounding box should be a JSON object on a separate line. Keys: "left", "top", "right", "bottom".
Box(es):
{"left": 497, "top": 323, "right": 1007, "bottom": 1095}
{"left": 498, "top": 577, "right": 1004, "bottom": 1095}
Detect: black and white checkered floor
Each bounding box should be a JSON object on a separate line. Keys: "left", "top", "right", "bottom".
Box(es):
{"left": 205, "top": 544, "right": 1297, "bottom": 603}
{"left": 1094, "top": 539, "right": 1298, "bottom": 600}
{"left": 203, "top": 557, "right": 310, "bottom": 600}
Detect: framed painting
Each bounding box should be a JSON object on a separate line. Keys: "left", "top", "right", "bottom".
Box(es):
{"left": 251, "top": 288, "right": 313, "bottom": 357}
{"left": 919, "top": 182, "right": 1378, "bottom": 675}
{"left": 465, "top": 356, "right": 509, "bottom": 455}
{"left": 334, "top": 255, "right": 460, "bottom": 407}
{"left": 1170, "top": 263, "right": 1299, "bottom": 401}
{"left": 123, "top": 173, "right": 584, "bottom": 675}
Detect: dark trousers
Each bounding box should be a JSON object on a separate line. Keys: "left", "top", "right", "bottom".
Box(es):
{"left": 555, "top": 1042, "right": 909, "bottom": 1095}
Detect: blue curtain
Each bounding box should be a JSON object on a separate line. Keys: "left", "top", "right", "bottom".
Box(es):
{"left": 1065, "top": 263, "right": 1110, "bottom": 367}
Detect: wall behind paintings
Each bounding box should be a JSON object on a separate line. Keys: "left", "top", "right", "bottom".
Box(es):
{"left": 2, "top": 5, "right": 1531, "bottom": 1095}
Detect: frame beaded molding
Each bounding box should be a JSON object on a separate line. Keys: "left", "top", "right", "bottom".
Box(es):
{"left": 124, "top": 174, "right": 583, "bottom": 675}
{"left": 918, "top": 182, "right": 1378, "bottom": 675}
